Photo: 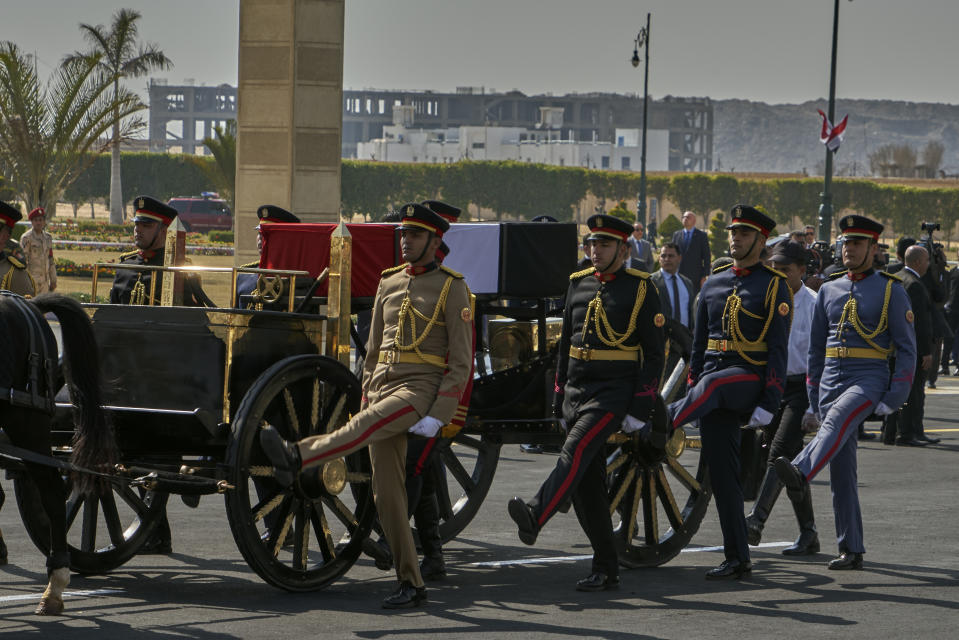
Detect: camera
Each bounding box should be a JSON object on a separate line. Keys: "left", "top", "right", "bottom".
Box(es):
{"left": 921, "top": 221, "right": 941, "bottom": 233}
{"left": 806, "top": 240, "right": 834, "bottom": 278}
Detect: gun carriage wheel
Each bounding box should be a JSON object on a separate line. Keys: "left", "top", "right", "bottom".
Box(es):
{"left": 14, "top": 472, "right": 169, "bottom": 574}
{"left": 608, "top": 395, "right": 711, "bottom": 567}
{"left": 225, "top": 354, "right": 375, "bottom": 592}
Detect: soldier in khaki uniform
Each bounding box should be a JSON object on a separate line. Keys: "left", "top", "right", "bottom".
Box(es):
{"left": 261, "top": 203, "right": 473, "bottom": 609}
{"left": 0, "top": 201, "right": 36, "bottom": 297}
{"left": 19, "top": 207, "right": 57, "bottom": 294}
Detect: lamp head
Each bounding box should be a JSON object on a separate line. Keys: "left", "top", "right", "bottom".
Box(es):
{"left": 631, "top": 48, "right": 640, "bottom": 67}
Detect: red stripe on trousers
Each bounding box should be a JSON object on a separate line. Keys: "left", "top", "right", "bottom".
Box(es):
{"left": 673, "top": 373, "right": 760, "bottom": 427}
{"left": 414, "top": 438, "right": 437, "bottom": 476}
{"left": 538, "top": 411, "right": 614, "bottom": 527}
{"left": 808, "top": 399, "right": 872, "bottom": 478}
{"left": 302, "top": 404, "right": 417, "bottom": 467}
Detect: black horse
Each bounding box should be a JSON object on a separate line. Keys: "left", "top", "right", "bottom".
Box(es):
{"left": 0, "top": 292, "right": 117, "bottom": 615}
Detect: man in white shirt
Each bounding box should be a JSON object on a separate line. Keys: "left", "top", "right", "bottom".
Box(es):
{"left": 650, "top": 242, "right": 695, "bottom": 330}
{"left": 745, "top": 240, "right": 820, "bottom": 555}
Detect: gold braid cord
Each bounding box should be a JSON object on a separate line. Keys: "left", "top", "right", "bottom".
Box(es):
{"left": 0, "top": 268, "right": 12, "bottom": 291}
{"left": 581, "top": 280, "right": 647, "bottom": 353}
{"left": 130, "top": 274, "right": 147, "bottom": 306}
{"left": 393, "top": 275, "right": 453, "bottom": 361}
{"left": 722, "top": 276, "right": 785, "bottom": 366}
{"left": 836, "top": 277, "right": 893, "bottom": 355}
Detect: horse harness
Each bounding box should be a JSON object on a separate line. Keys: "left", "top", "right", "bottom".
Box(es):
{"left": 0, "top": 291, "right": 56, "bottom": 414}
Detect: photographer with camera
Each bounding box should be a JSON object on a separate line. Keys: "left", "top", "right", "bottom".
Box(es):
{"left": 915, "top": 223, "right": 950, "bottom": 394}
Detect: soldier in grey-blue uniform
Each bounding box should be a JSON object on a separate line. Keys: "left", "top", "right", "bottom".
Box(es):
{"left": 775, "top": 215, "right": 916, "bottom": 570}
{"left": 235, "top": 205, "right": 300, "bottom": 308}
{"left": 661, "top": 204, "right": 792, "bottom": 580}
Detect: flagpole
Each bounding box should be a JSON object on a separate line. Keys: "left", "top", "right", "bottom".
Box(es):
{"left": 817, "top": 0, "right": 842, "bottom": 242}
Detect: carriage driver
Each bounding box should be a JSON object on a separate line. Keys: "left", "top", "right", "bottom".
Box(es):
{"left": 260, "top": 203, "right": 474, "bottom": 608}
{"left": 508, "top": 213, "right": 665, "bottom": 592}
{"left": 0, "top": 200, "right": 37, "bottom": 298}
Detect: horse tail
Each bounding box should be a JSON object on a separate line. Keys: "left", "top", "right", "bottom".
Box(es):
{"left": 30, "top": 293, "right": 117, "bottom": 493}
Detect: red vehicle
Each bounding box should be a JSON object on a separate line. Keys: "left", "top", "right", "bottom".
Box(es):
{"left": 166, "top": 193, "right": 232, "bottom": 232}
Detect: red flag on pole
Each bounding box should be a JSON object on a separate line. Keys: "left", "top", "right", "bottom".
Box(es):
{"left": 818, "top": 109, "right": 848, "bottom": 152}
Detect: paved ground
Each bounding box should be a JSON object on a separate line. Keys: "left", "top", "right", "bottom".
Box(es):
{"left": 1, "top": 378, "right": 958, "bottom": 638}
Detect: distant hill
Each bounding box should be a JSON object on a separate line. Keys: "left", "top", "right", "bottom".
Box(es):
{"left": 712, "top": 98, "right": 959, "bottom": 176}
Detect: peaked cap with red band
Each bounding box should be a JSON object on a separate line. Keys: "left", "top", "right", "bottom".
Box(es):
{"left": 726, "top": 204, "right": 776, "bottom": 237}
{"left": 133, "top": 196, "right": 178, "bottom": 226}
{"left": 398, "top": 202, "right": 449, "bottom": 237}
{"left": 256, "top": 204, "right": 300, "bottom": 229}
{"left": 421, "top": 200, "right": 461, "bottom": 223}
{"left": 0, "top": 200, "right": 22, "bottom": 229}
{"left": 436, "top": 241, "right": 451, "bottom": 262}
{"left": 586, "top": 213, "right": 632, "bottom": 242}
{"left": 838, "top": 214, "right": 883, "bottom": 241}
{"left": 28, "top": 207, "right": 46, "bottom": 220}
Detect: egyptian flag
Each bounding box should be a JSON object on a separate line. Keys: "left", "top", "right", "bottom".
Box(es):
{"left": 818, "top": 109, "right": 848, "bottom": 152}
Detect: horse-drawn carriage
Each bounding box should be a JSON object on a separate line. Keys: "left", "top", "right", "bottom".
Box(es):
{"left": 0, "top": 218, "right": 713, "bottom": 601}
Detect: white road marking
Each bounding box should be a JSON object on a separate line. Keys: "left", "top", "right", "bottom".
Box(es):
{"left": 470, "top": 541, "right": 792, "bottom": 567}
{"left": 0, "top": 588, "right": 123, "bottom": 604}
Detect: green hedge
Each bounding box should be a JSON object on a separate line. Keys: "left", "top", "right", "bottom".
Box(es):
{"left": 50, "top": 153, "right": 959, "bottom": 239}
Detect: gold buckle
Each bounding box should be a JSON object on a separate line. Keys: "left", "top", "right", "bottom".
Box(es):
{"left": 384, "top": 350, "right": 398, "bottom": 364}
{"left": 719, "top": 340, "right": 728, "bottom": 352}
{"left": 836, "top": 347, "right": 847, "bottom": 358}
{"left": 579, "top": 347, "right": 591, "bottom": 361}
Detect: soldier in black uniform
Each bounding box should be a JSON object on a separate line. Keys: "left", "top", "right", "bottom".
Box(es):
{"left": 235, "top": 204, "right": 300, "bottom": 308}
{"left": 0, "top": 201, "right": 36, "bottom": 297}
{"left": 663, "top": 205, "right": 792, "bottom": 579}
{"left": 508, "top": 214, "right": 665, "bottom": 591}
{"left": 109, "top": 196, "right": 212, "bottom": 307}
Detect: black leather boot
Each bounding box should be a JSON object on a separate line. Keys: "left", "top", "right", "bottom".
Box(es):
{"left": 414, "top": 495, "right": 446, "bottom": 581}
{"left": 776, "top": 458, "right": 820, "bottom": 556}
{"left": 745, "top": 467, "right": 783, "bottom": 546}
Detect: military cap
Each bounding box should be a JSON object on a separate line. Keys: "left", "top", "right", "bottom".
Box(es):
{"left": 839, "top": 214, "right": 883, "bottom": 241}
{"left": 436, "top": 241, "right": 451, "bottom": 262}
{"left": 0, "top": 200, "right": 22, "bottom": 229}
{"left": 726, "top": 204, "right": 776, "bottom": 237}
{"left": 133, "top": 196, "right": 178, "bottom": 225}
{"left": 256, "top": 204, "right": 300, "bottom": 229}
{"left": 586, "top": 214, "right": 632, "bottom": 242}
{"left": 398, "top": 203, "right": 450, "bottom": 237}
{"left": 769, "top": 240, "right": 809, "bottom": 266}
{"left": 531, "top": 214, "right": 558, "bottom": 222}
{"left": 28, "top": 207, "right": 46, "bottom": 220}
{"left": 421, "top": 200, "right": 461, "bottom": 223}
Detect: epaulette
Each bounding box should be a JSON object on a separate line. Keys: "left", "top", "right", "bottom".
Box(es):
{"left": 827, "top": 270, "right": 848, "bottom": 280}
{"left": 119, "top": 250, "right": 139, "bottom": 261}
{"left": 761, "top": 264, "right": 787, "bottom": 278}
{"left": 440, "top": 265, "right": 463, "bottom": 279}
{"left": 712, "top": 263, "right": 733, "bottom": 273}
{"left": 240, "top": 260, "right": 259, "bottom": 268}
{"left": 624, "top": 267, "right": 651, "bottom": 279}
{"left": 381, "top": 264, "right": 406, "bottom": 276}
{"left": 6, "top": 254, "right": 25, "bottom": 269}
{"left": 879, "top": 270, "right": 903, "bottom": 281}
{"left": 570, "top": 266, "right": 595, "bottom": 280}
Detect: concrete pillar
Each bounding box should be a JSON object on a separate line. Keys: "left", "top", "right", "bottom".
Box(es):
{"left": 235, "top": 0, "right": 344, "bottom": 265}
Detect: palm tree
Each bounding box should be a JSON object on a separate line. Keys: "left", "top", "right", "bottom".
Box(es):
{"left": 0, "top": 42, "right": 144, "bottom": 212}
{"left": 65, "top": 8, "right": 172, "bottom": 224}
{"left": 199, "top": 120, "right": 236, "bottom": 211}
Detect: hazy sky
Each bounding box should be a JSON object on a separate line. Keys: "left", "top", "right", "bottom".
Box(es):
{"left": 3, "top": 0, "right": 959, "bottom": 105}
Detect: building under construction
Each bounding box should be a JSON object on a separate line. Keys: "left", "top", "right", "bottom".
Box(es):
{"left": 148, "top": 83, "right": 712, "bottom": 171}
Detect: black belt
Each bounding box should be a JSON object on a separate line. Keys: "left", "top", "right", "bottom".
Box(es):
{"left": 786, "top": 374, "right": 806, "bottom": 384}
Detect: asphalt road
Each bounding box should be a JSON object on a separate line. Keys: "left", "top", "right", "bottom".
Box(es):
{"left": 1, "top": 380, "right": 958, "bottom": 638}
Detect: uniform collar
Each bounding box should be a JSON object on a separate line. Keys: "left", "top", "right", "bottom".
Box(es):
{"left": 406, "top": 261, "right": 438, "bottom": 276}
{"left": 731, "top": 262, "right": 760, "bottom": 277}
{"left": 593, "top": 265, "right": 625, "bottom": 283}
{"left": 138, "top": 249, "right": 156, "bottom": 260}
{"left": 846, "top": 268, "right": 874, "bottom": 282}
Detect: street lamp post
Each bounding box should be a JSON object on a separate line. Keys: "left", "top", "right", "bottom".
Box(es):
{"left": 818, "top": 0, "right": 848, "bottom": 242}
{"left": 631, "top": 13, "right": 651, "bottom": 228}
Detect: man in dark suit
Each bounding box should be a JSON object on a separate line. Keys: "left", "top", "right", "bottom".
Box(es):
{"left": 671, "top": 211, "right": 711, "bottom": 294}
{"left": 651, "top": 242, "right": 695, "bottom": 330}
{"left": 628, "top": 222, "right": 655, "bottom": 272}
{"left": 883, "top": 245, "right": 933, "bottom": 446}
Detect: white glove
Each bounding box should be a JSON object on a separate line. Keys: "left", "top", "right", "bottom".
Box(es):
{"left": 746, "top": 406, "right": 774, "bottom": 428}
{"left": 408, "top": 416, "right": 444, "bottom": 438}
{"left": 621, "top": 415, "right": 647, "bottom": 434}
{"left": 874, "top": 401, "right": 895, "bottom": 417}
{"left": 800, "top": 410, "right": 820, "bottom": 434}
